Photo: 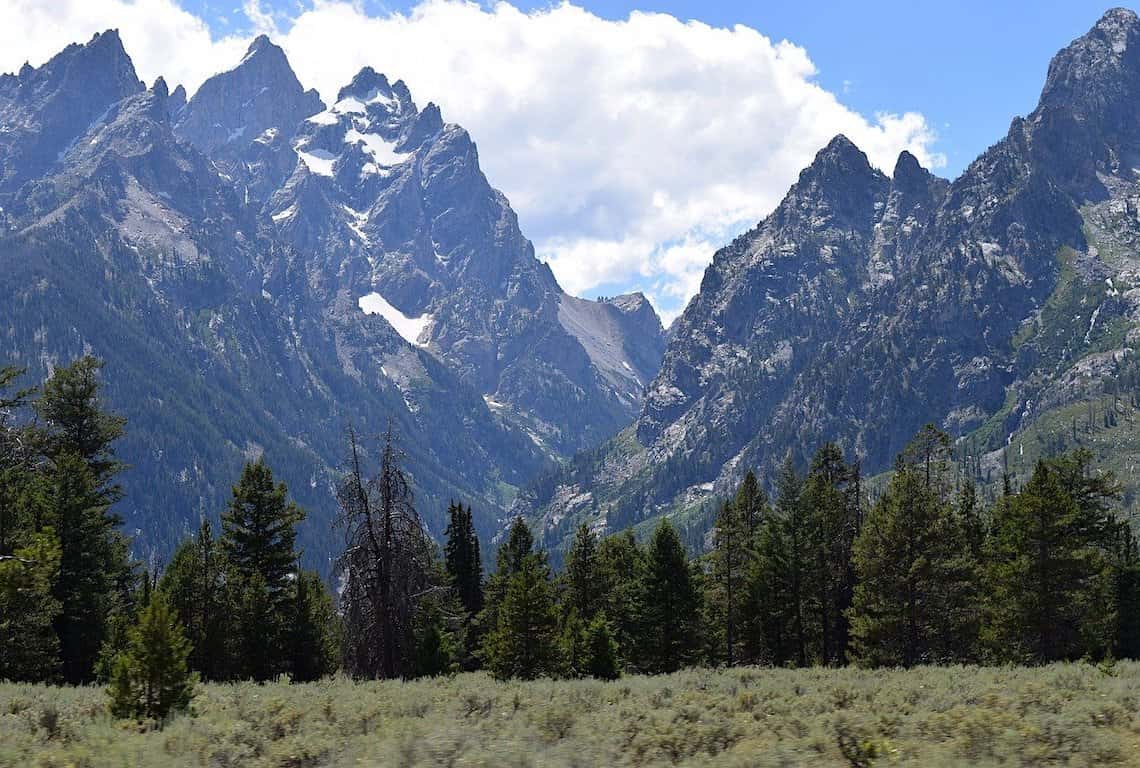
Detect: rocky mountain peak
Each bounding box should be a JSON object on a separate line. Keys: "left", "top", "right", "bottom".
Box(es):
{"left": 1026, "top": 8, "right": 1140, "bottom": 197}
{"left": 175, "top": 36, "right": 323, "bottom": 156}
{"left": 0, "top": 27, "right": 143, "bottom": 196}
{"left": 891, "top": 150, "right": 923, "bottom": 183}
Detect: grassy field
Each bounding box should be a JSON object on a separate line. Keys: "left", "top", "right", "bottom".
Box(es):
{"left": 4, "top": 663, "right": 1140, "bottom": 767}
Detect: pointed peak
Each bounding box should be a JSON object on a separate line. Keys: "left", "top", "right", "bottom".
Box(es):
{"left": 338, "top": 67, "right": 391, "bottom": 101}
{"left": 245, "top": 34, "right": 276, "bottom": 57}
{"left": 151, "top": 76, "right": 168, "bottom": 100}
{"left": 892, "top": 150, "right": 925, "bottom": 180}
{"left": 805, "top": 134, "right": 874, "bottom": 176}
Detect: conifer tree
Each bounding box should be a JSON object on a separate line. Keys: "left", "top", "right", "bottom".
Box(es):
{"left": 706, "top": 498, "right": 749, "bottom": 665}
{"left": 290, "top": 569, "right": 340, "bottom": 682}
{"left": 480, "top": 516, "right": 536, "bottom": 640}
{"left": 444, "top": 501, "right": 483, "bottom": 617}
{"left": 107, "top": 590, "right": 195, "bottom": 722}
{"left": 36, "top": 358, "right": 133, "bottom": 684}
{"left": 734, "top": 471, "right": 768, "bottom": 538}
{"left": 563, "top": 523, "right": 603, "bottom": 622}
{"left": 749, "top": 456, "right": 813, "bottom": 666}
{"left": 222, "top": 459, "right": 304, "bottom": 680}
{"left": 584, "top": 612, "right": 621, "bottom": 680}
{"left": 802, "top": 443, "right": 859, "bottom": 665}
{"left": 49, "top": 451, "right": 127, "bottom": 683}
{"left": 484, "top": 546, "right": 561, "bottom": 680}
{"left": 638, "top": 520, "right": 701, "bottom": 674}
{"left": 0, "top": 527, "right": 61, "bottom": 682}
{"left": 848, "top": 439, "right": 980, "bottom": 665}
{"left": 443, "top": 501, "right": 483, "bottom": 668}
{"left": 984, "top": 456, "right": 1118, "bottom": 662}
{"left": 160, "top": 521, "right": 232, "bottom": 680}
{"left": 596, "top": 530, "right": 643, "bottom": 670}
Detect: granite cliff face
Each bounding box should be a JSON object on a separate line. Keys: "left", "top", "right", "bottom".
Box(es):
{"left": 518, "top": 8, "right": 1140, "bottom": 551}
{"left": 0, "top": 33, "right": 663, "bottom": 567}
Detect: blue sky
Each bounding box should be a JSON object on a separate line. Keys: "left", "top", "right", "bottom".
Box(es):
{"left": 0, "top": 0, "right": 1120, "bottom": 320}
{"left": 183, "top": 0, "right": 1117, "bottom": 177}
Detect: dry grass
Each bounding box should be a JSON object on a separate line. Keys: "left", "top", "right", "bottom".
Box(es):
{"left": 4, "top": 662, "right": 1140, "bottom": 766}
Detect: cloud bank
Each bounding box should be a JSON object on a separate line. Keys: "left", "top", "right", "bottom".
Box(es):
{"left": 0, "top": 0, "right": 945, "bottom": 322}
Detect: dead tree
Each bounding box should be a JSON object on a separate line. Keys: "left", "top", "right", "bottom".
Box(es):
{"left": 335, "top": 424, "right": 435, "bottom": 679}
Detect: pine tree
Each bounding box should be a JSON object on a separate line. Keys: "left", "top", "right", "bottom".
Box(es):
{"left": 443, "top": 501, "right": 483, "bottom": 668}
{"left": 983, "top": 456, "right": 1118, "bottom": 662}
{"left": 36, "top": 358, "right": 133, "bottom": 684}
{"left": 222, "top": 460, "right": 304, "bottom": 681}
{"left": 36, "top": 357, "right": 126, "bottom": 501}
{"left": 563, "top": 523, "right": 603, "bottom": 622}
{"left": 444, "top": 501, "right": 483, "bottom": 617}
{"left": 596, "top": 530, "right": 643, "bottom": 670}
{"left": 49, "top": 451, "right": 127, "bottom": 683}
{"left": 584, "top": 612, "right": 621, "bottom": 680}
{"left": 0, "top": 527, "right": 61, "bottom": 682}
{"left": 706, "top": 498, "right": 749, "bottom": 665}
{"left": 802, "top": 443, "right": 859, "bottom": 666}
{"left": 749, "top": 456, "right": 813, "bottom": 666}
{"left": 734, "top": 471, "right": 768, "bottom": 538}
{"left": 848, "top": 442, "right": 980, "bottom": 665}
{"left": 479, "top": 516, "right": 535, "bottom": 643}
{"left": 638, "top": 520, "right": 701, "bottom": 674}
{"left": 107, "top": 590, "right": 195, "bottom": 722}
{"left": 484, "top": 548, "right": 561, "bottom": 680}
{"left": 290, "top": 569, "right": 340, "bottom": 682}
{"left": 160, "top": 521, "right": 232, "bottom": 681}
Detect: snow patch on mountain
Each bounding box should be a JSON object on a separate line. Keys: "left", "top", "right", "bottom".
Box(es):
{"left": 296, "top": 147, "right": 336, "bottom": 177}
{"left": 345, "top": 128, "right": 407, "bottom": 167}
{"left": 359, "top": 292, "right": 431, "bottom": 345}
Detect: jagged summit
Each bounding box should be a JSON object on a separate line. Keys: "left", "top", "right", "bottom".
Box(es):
{"left": 0, "top": 27, "right": 142, "bottom": 195}
{"left": 175, "top": 36, "right": 322, "bottom": 156}
{"left": 891, "top": 149, "right": 923, "bottom": 181}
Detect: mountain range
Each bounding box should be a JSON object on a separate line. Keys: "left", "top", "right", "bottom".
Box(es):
{"left": 516, "top": 7, "right": 1140, "bottom": 553}
{"left": 0, "top": 30, "right": 663, "bottom": 568}
{"left": 6, "top": 9, "right": 1140, "bottom": 567}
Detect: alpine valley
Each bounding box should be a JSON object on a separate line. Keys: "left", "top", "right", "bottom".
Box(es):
{"left": 8, "top": 9, "right": 1140, "bottom": 569}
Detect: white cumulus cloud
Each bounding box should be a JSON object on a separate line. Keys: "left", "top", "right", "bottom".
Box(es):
{"left": 0, "top": 0, "right": 946, "bottom": 323}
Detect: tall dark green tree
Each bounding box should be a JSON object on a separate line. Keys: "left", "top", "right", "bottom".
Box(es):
{"left": 638, "top": 520, "right": 701, "bottom": 674}
{"left": 983, "top": 455, "right": 1118, "bottom": 662}
{"left": 483, "top": 540, "right": 561, "bottom": 680}
{"left": 222, "top": 459, "right": 305, "bottom": 680}
{"left": 444, "top": 501, "right": 483, "bottom": 617}
{"left": 706, "top": 498, "right": 749, "bottom": 665}
{"left": 36, "top": 358, "right": 133, "bottom": 684}
{"left": 734, "top": 471, "right": 768, "bottom": 538}
{"left": 290, "top": 569, "right": 340, "bottom": 682}
{"left": 479, "top": 516, "right": 536, "bottom": 641}
{"left": 748, "top": 456, "right": 813, "bottom": 666}
{"left": 159, "top": 521, "right": 232, "bottom": 681}
{"left": 596, "top": 530, "right": 644, "bottom": 670}
{"left": 443, "top": 501, "right": 483, "bottom": 668}
{"left": 849, "top": 448, "right": 978, "bottom": 667}
{"left": 563, "top": 523, "right": 603, "bottom": 622}
{"left": 802, "top": 443, "right": 860, "bottom": 666}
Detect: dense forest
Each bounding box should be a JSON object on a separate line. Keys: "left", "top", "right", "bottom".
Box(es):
{"left": 3, "top": 358, "right": 1140, "bottom": 722}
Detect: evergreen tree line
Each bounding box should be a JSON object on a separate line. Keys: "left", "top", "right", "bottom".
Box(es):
{"left": 6, "top": 359, "right": 1140, "bottom": 711}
